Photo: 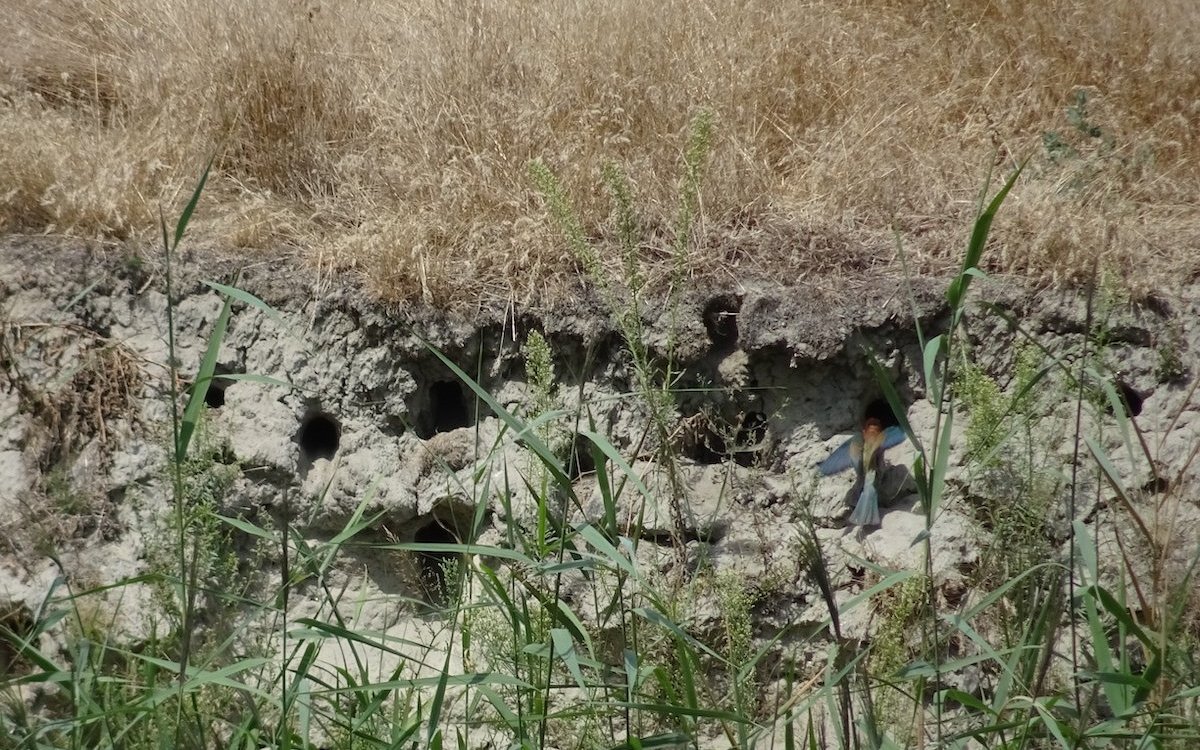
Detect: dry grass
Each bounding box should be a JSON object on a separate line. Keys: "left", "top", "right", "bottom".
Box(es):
{"left": 1, "top": 0, "right": 1198, "bottom": 305}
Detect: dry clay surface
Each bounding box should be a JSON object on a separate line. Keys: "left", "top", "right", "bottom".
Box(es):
{"left": 2, "top": 236, "right": 1200, "bottom": 729}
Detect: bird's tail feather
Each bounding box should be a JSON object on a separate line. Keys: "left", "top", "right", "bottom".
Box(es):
{"left": 849, "top": 472, "right": 880, "bottom": 526}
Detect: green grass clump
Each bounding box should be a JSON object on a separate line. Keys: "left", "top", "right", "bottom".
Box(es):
{"left": 868, "top": 574, "right": 930, "bottom": 742}
{"left": 714, "top": 569, "right": 759, "bottom": 722}
{"left": 530, "top": 111, "right": 713, "bottom": 550}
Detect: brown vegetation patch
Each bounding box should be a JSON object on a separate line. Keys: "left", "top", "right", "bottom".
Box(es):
{"left": 0, "top": 321, "right": 142, "bottom": 471}
{"left": 1, "top": 0, "right": 1198, "bottom": 304}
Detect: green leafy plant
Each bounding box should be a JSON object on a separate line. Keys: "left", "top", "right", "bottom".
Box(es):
{"left": 529, "top": 111, "right": 714, "bottom": 550}
{"left": 1155, "top": 323, "right": 1188, "bottom": 384}
{"left": 856, "top": 161, "right": 1027, "bottom": 745}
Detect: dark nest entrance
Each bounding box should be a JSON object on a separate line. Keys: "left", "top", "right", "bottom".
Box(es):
{"left": 297, "top": 411, "right": 341, "bottom": 463}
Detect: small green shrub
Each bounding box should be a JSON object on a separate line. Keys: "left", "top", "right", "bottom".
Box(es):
{"left": 529, "top": 111, "right": 713, "bottom": 552}
{"left": 1155, "top": 323, "right": 1188, "bottom": 383}
{"left": 714, "top": 570, "right": 758, "bottom": 718}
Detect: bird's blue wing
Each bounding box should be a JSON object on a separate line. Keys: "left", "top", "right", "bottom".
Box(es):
{"left": 881, "top": 425, "right": 907, "bottom": 450}
{"left": 818, "top": 436, "right": 860, "bottom": 475}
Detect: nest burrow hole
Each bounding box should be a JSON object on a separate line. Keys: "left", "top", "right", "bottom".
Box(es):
{"left": 863, "top": 398, "right": 902, "bottom": 428}
{"left": 298, "top": 411, "right": 341, "bottom": 462}
{"left": 200, "top": 366, "right": 237, "bottom": 409}
{"left": 733, "top": 411, "right": 769, "bottom": 467}
{"left": 567, "top": 433, "right": 597, "bottom": 480}
{"left": 204, "top": 382, "right": 227, "bottom": 409}
{"left": 703, "top": 295, "right": 741, "bottom": 352}
{"left": 687, "top": 411, "right": 769, "bottom": 466}
{"left": 1114, "top": 381, "right": 1145, "bottom": 417}
{"left": 415, "top": 380, "right": 471, "bottom": 439}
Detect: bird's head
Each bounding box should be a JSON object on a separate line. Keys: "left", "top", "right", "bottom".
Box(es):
{"left": 863, "top": 417, "right": 884, "bottom": 437}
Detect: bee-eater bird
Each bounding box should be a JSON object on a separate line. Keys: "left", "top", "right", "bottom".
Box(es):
{"left": 818, "top": 418, "right": 906, "bottom": 526}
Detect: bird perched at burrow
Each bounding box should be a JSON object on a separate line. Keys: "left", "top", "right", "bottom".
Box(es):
{"left": 818, "top": 418, "right": 907, "bottom": 527}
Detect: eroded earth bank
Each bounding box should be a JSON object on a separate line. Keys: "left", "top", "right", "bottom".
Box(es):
{"left": 3, "top": 237, "right": 1199, "bottom": 746}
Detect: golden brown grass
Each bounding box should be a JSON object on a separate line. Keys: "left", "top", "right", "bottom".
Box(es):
{"left": 2, "top": 0, "right": 1198, "bottom": 305}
